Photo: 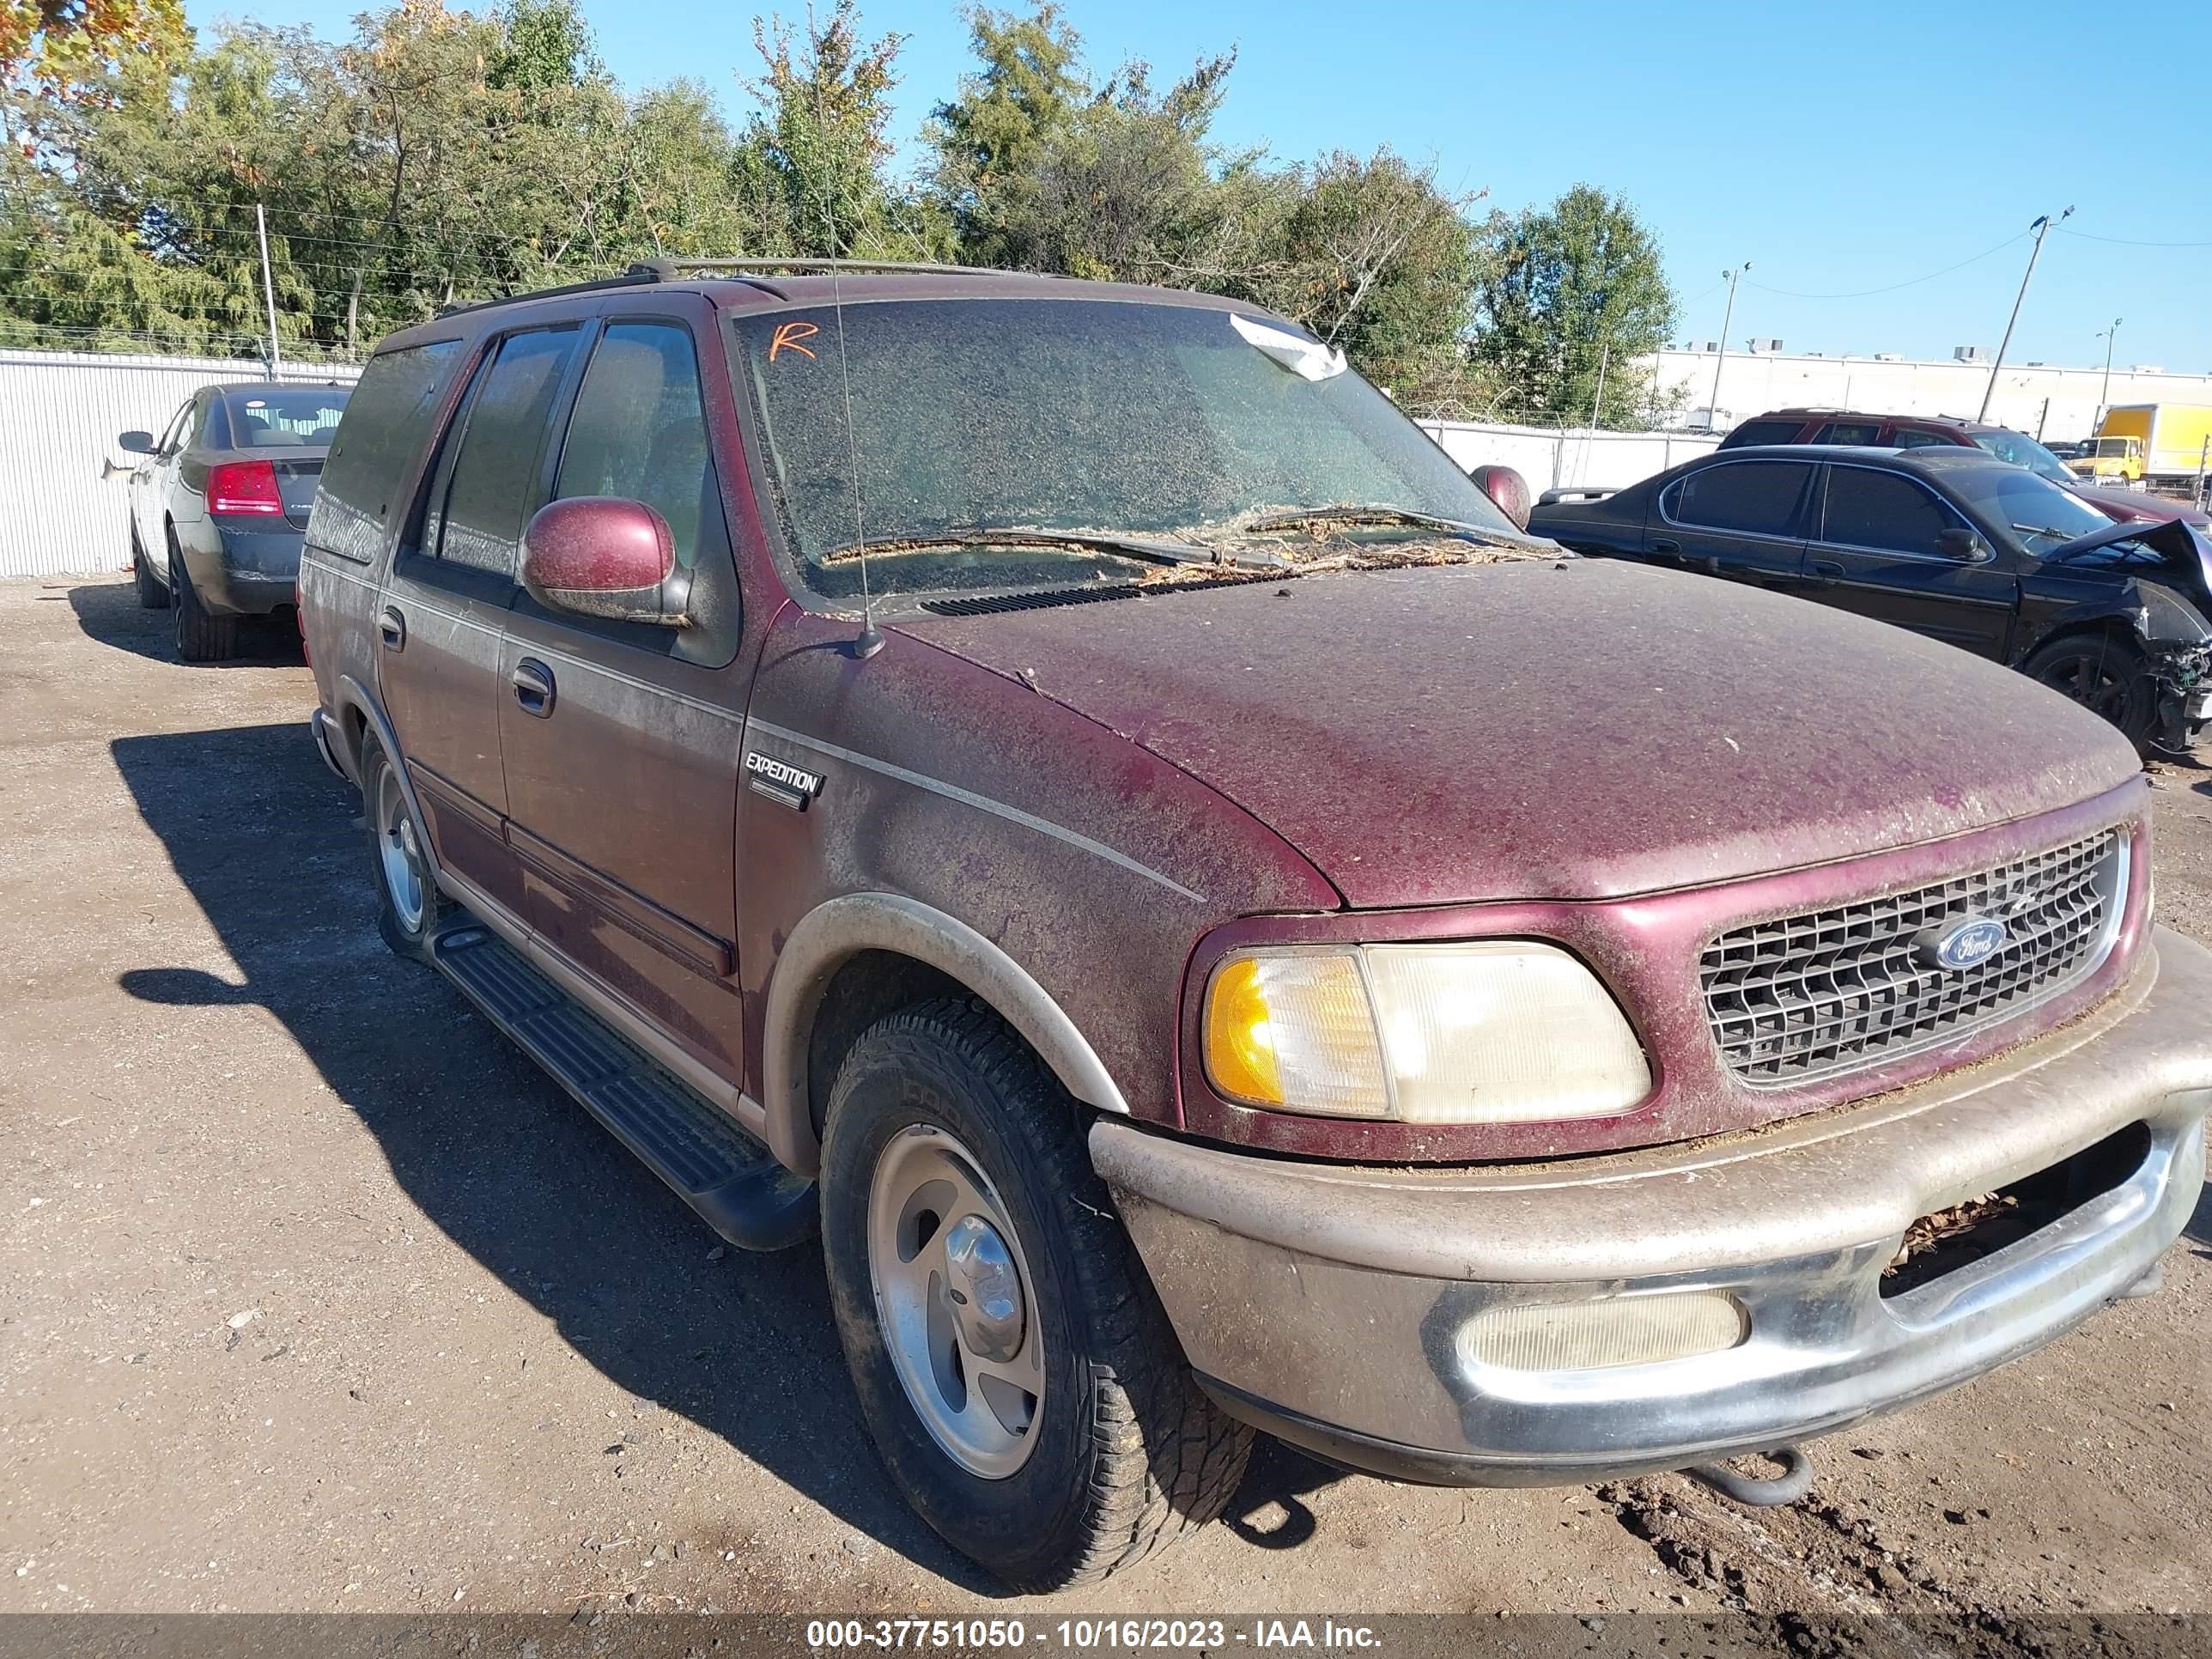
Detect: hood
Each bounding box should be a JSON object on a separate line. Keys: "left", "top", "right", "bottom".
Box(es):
{"left": 2048, "top": 516, "right": 2212, "bottom": 616}
{"left": 895, "top": 559, "right": 2141, "bottom": 909}
{"left": 2068, "top": 480, "right": 2212, "bottom": 528}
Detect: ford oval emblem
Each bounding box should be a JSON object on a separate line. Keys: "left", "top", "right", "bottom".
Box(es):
{"left": 1923, "top": 916, "right": 2008, "bottom": 971}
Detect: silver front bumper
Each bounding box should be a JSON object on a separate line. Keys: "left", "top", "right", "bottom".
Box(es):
{"left": 1093, "top": 927, "right": 2212, "bottom": 1485}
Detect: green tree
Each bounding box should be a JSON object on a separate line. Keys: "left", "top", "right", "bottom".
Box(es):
{"left": 1470, "top": 183, "right": 1679, "bottom": 427}
{"left": 929, "top": 9, "right": 1492, "bottom": 412}
{"left": 740, "top": 0, "right": 942, "bottom": 259}
{"left": 1233, "top": 151, "right": 1484, "bottom": 415}
{"left": 2, "top": 0, "right": 185, "bottom": 111}
{"left": 931, "top": 9, "right": 1237, "bottom": 283}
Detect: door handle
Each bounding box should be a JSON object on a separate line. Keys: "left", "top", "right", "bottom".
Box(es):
{"left": 1650, "top": 538, "right": 1680, "bottom": 557}
{"left": 511, "top": 658, "right": 556, "bottom": 718}
{"left": 378, "top": 606, "right": 405, "bottom": 651}
{"left": 1806, "top": 559, "right": 1844, "bottom": 586}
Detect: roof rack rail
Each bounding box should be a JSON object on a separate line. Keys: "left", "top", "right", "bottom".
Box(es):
{"left": 428, "top": 256, "right": 1031, "bottom": 320}
{"left": 669, "top": 257, "right": 1001, "bottom": 277}
{"left": 434, "top": 260, "right": 678, "bottom": 319}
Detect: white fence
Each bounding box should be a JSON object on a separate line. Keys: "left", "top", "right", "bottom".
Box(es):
{"left": 0, "top": 349, "right": 362, "bottom": 580}
{"left": 1419, "top": 419, "right": 1719, "bottom": 495}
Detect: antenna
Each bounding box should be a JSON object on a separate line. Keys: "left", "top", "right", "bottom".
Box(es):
{"left": 830, "top": 261, "right": 882, "bottom": 659}
{"left": 799, "top": 10, "right": 882, "bottom": 660}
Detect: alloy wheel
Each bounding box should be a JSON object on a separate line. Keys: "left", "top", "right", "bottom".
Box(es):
{"left": 865, "top": 1123, "right": 1045, "bottom": 1480}
{"left": 375, "top": 765, "right": 428, "bottom": 935}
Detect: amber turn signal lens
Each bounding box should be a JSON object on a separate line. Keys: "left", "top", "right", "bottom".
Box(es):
{"left": 1203, "top": 957, "right": 1283, "bottom": 1105}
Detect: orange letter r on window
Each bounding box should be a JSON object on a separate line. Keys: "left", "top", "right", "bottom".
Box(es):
{"left": 770, "top": 321, "right": 819, "bottom": 361}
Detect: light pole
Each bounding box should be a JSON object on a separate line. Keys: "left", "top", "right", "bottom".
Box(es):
{"left": 1709, "top": 263, "right": 1750, "bottom": 428}
{"left": 2096, "top": 318, "right": 2123, "bottom": 424}
{"left": 1978, "top": 206, "right": 2072, "bottom": 421}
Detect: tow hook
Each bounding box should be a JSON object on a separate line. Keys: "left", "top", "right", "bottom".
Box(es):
{"left": 1686, "top": 1445, "right": 1815, "bottom": 1507}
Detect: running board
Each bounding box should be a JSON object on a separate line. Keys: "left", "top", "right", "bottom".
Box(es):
{"left": 432, "top": 922, "right": 816, "bottom": 1250}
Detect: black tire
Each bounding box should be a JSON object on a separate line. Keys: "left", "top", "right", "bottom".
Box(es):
{"left": 819, "top": 998, "right": 1250, "bottom": 1591}
{"left": 2022, "top": 632, "right": 2155, "bottom": 750}
{"left": 170, "top": 533, "right": 238, "bottom": 663}
{"left": 360, "top": 734, "right": 444, "bottom": 963}
{"left": 131, "top": 523, "right": 170, "bottom": 609}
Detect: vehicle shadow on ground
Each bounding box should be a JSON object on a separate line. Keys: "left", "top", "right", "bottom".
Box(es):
{"left": 107, "top": 714, "right": 1337, "bottom": 1596}
{"left": 68, "top": 579, "right": 301, "bottom": 665}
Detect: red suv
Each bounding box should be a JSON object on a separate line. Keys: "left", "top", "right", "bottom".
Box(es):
{"left": 1720, "top": 408, "right": 2210, "bottom": 527}
{"left": 300, "top": 264, "right": 2212, "bottom": 1589}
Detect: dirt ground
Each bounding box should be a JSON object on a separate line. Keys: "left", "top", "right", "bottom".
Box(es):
{"left": 6, "top": 574, "right": 2212, "bottom": 1638}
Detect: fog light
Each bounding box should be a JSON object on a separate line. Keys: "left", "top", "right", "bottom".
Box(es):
{"left": 1457, "top": 1291, "right": 1748, "bottom": 1373}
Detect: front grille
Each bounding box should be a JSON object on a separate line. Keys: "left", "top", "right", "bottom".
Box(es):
{"left": 1702, "top": 829, "right": 2127, "bottom": 1086}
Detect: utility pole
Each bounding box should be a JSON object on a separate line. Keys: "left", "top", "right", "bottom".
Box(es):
{"left": 1576, "top": 340, "right": 1610, "bottom": 487}
{"left": 256, "top": 203, "right": 283, "bottom": 376}
{"left": 1709, "top": 263, "right": 1750, "bottom": 429}
{"left": 2097, "top": 317, "right": 2123, "bottom": 426}
{"left": 1978, "top": 207, "right": 2071, "bottom": 421}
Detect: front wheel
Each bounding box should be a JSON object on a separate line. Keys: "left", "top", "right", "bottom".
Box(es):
{"left": 132, "top": 523, "right": 170, "bottom": 609}
{"left": 2021, "top": 633, "right": 2154, "bottom": 750}
{"left": 819, "top": 1000, "right": 1250, "bottom": 1590}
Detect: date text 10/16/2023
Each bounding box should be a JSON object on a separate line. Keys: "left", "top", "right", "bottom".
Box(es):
{"left": 805, "top": 1620, "right": 1385, "bottom": 1651}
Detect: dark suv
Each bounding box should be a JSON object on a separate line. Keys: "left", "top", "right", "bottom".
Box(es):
{"left": 301, "top": 264, "right": 2212, "bottom": 1589}
{"left": 1718, "top": 408, "right": 2210, "bottom": 528}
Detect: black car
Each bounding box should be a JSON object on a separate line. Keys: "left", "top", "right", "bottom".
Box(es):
{"left": 119, "top": 380, "right": 351, "bottom": 660}
{"left": 1529, "top": 445, "right": 2212, "bottom": 752}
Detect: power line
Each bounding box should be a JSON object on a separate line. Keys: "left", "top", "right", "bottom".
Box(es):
{"left": 2057, "top": 227, "right": 2212, "bottom": 251}
{"left": 1743, "top": 228, "right": 2032, "bottom": 301}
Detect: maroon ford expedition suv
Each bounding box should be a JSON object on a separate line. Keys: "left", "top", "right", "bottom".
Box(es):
{"left": 301, "top": 264, "right": 2212, "bottom": 1589}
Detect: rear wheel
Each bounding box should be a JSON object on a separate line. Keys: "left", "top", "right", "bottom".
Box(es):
{"left": 819, "top": 999, "right": 1250, "bottom": 1591}
{"left": 131, "top": 524, "right": 170, "bottom": 609}
{"left": 170, "top": 532, "right": 238, "bottom": 662}
{"left": 2022, "top": 633, "right": 2155, "bottom": 749}
{"left": 361, "top": 735, "right": 444, "bottom": 962}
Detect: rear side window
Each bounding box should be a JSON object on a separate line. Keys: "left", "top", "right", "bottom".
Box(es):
{"left": 309, "top": 341, "right": 459, "bottom": 563}
{"left": 1668, "top": 461, "right": 1813, "bottom": 537}
{"left": 553, "top": 324, "right": 716, "bottom": 568}
{"left": 1719, "top": 418, "right": 1804, "bottom": 448}
{"left": 1892, "top": 428, "right": 1957, "bottom": 450}
{"left": 1811, "top": 421, "right": 1884, "bottom": 446}
{"left": 1820, "top": 467, "right": 1959, "bottom": 554}
{"left": 434, "top": 329, "right": 580, "bottom": 578}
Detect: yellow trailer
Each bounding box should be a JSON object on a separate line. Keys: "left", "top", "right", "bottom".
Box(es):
{"left": 2078, "top": 404, "right": 2212, "bottom": 493}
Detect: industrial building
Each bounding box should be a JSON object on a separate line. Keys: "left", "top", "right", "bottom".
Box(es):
{"left": 1653, "top": 344, "right": 2212, "bottom": 444}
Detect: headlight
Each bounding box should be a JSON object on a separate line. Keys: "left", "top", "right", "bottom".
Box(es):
{"left": 1201, "top": 942, "right": 1650, "bottom": 1125}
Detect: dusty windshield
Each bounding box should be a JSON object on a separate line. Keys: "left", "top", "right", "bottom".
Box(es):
{"left": 731, "top": 295, "right": 1543, "bottom": 605}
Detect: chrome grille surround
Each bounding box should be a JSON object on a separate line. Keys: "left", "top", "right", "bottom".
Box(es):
{"left": 1701, "top": 828, "right": 2130, "bottom": 1087}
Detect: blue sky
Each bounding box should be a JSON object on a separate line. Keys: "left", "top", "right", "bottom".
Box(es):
{"left": 225, "top": 0, "right": 2212, "bottom": 371}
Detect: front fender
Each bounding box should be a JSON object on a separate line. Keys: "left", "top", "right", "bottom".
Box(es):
{"left": 759, "top": 892, "right": 1131, "bottom": 1176}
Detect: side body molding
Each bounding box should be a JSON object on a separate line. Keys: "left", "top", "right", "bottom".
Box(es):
{"left": 762, "top": 891, "right": 1132, "bottom": 1176}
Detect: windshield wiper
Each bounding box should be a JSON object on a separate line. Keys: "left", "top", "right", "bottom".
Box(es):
{"left": 1235, "top": 504, "right": 1533, "bottom": 547}
{"left": 2011, "top": 523, "right": 2077, "bottom": 542}
{"left": 821, "top": 526, "right": 1285, "bottom": 571}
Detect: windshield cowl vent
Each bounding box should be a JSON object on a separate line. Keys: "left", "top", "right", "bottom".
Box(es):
{"left": 918, "top": 571, "right": 1283, "bottom": 617}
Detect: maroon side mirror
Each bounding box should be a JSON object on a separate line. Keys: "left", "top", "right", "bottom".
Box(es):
{"left": 1469, "top": 464, "right": 1532, "bottom": 531}
{"left": 520, "top": 496, "right": 690, "bottom": 627}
